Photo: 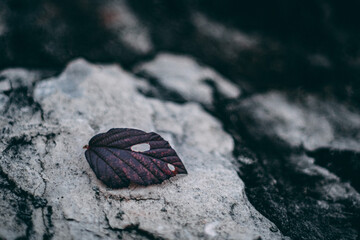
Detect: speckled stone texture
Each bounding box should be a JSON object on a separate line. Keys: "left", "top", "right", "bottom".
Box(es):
{"left": 0, "top": 59, "right": 284, "bottom": 240}
{"left": 221, "top": 91, "right": 360, "bottom": 240}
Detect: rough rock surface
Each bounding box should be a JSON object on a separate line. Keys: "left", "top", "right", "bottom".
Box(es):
{"left": 99, "top": 0, "right": 153, "bottom": 55}
{"left": 135, "top": 53, "right": 240, "bottom": 106}
{"left": 0, "top": 68, "right": 46, "bottom": 92}
{"left": 233, "top": 92, "right": 360, "bottom": 151}
{"left": 0, "top": 59, "right": 284, "bottom": 240}
{"left": 131, "top": 53, "right": 360, "bottom": 240}
{"left": 222, "top": 91, "right": 360, "bottom": 240}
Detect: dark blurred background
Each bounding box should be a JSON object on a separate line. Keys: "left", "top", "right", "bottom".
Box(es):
{"left": 1, "top": 0, "right": 360, "bottom": 105}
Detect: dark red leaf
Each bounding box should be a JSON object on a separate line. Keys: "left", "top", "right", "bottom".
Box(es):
{"left": 84, "top": 128, "right": 187, "bottom": 188}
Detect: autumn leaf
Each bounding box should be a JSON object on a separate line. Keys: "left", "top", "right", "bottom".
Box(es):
{"left": 84, "top": 128, "right": 187, "bottom": 188}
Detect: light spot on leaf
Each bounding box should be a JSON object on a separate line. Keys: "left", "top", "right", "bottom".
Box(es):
{"left": 131, "top": 143, "right": 151, "bottom": 152}
{"left": 167, "top": 163, "right": 176, "bottom": 172}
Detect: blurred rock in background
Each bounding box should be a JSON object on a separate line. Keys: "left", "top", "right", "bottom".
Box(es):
{"left": 1, "top": 0, "right": 360, "bottom": 104}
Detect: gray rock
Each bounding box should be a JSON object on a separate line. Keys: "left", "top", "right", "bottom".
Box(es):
{"left": 236, "top": 91, "right": 360, "bottom": 151}
{"left": 99, "top": 0, "right": 153, "bottom": 55}
{"left": 0, "top": 187, "right": 28, "bottom": 240}
{"left": 0, "top": 59, "right": 283, "bottom": 240}
{"left": 225, "top": 90, "right": 360, "bottom": 239}
{"left": 192, "top": 13, "right": 259, "bottom": 51}
{"left": 0, "top": 68, "right": 43, "bottom": 91}
{"left": 135, "top": 53, "right": 241, "bottom": 106}
{"left": 0, "top": 93, "right": 8, "bottom": 111}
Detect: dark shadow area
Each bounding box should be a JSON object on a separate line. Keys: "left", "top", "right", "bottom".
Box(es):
{"left": 307, "top": 148, "right": 360, "bottom": 192}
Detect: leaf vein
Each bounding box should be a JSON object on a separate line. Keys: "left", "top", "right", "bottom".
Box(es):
{"left": 91, "top": 148, "right": 129, "bottom": 185}
{"left": 130, "top": 153, "right": 163, "bottom": 182}
{"left": 104, "top": 148, "right": 147, "bottom": 184}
